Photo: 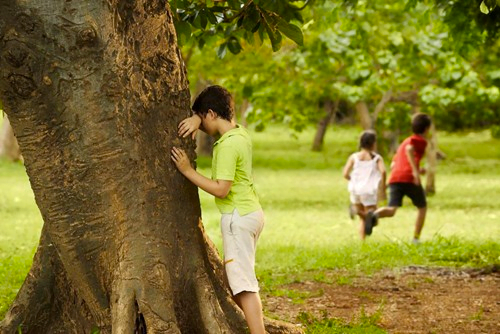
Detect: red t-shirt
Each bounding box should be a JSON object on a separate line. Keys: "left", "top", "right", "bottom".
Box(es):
{"left": 389, "top": 135, "right": 427, "bottom": 184}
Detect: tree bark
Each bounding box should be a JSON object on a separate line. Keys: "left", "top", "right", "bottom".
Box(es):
{"left": 0, "top": 115, "right": 22, "bottom": 161}
{"left": 311, "top": 99, "right": 337, "bottom": 152}
{"left": 0, "top": 1, "right": 300, "bottom": 333}
{"left": 354, "top": 101, "right": 371, "bottom": 130}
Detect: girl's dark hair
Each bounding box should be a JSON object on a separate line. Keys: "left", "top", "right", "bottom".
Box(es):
{"left": 411, "top": 113, "right": 432, "bottom": 134}
{"left": 359, "top": 130, "right": 377, "bottom": 150}
{"left": 192, "top": 85, "right": 234, "bottom": 121}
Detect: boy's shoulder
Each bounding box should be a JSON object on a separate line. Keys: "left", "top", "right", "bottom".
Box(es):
{"left": 400, "top": 134, "right": 427, "bottom": 146}
{"left": 215, "top": 127, "right": 252, "bottom": 152}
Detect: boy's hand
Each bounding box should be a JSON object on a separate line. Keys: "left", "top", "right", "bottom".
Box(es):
{"left": 380, "top": 189, "right": 388, "bottom": 201}
{"left": 171, "top": 147, "right": 192, "bottom": 174}
{"left": 178, "top": 114, "right": 202, "bottom": 139}
{"left": 412, "top": 170, "right": 421, "bottom": 185}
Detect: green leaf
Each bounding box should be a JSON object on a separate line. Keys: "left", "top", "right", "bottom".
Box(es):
{"left": 243, "top": 6, "right": 261, "bottom": 32}
{"left": 198, "top": 37, "right": 206, "bottom": 49}
{"left": 263, "top": 18, "right": 282, "bottom": 52}
{"left": 277, "top": 20, "right": 304, "bottom": 46}
{"left": 205, "top": 10, "right": 217, "bottom": 24}
{"left": 266, "top": 26, "right": 282, "bottom": 52}
{"left": 217, "top": 43, "right": 227, "bottom": 59}
{"left": 480, "top": 1, "right": 490, "bottom": 14}
{"left": 199, "top": 11, "right": 208, "bottom": 29}
{"left": 174, "top": 20, "right": 191, "bottom": 45}
{"left": 227, "top": 37, "right": 242, "bottom": 54}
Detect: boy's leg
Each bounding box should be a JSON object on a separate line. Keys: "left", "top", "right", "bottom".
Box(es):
{"left": 375, "top": 206, "right": 397, "bottom": 218}
{"left": 407, "top": 184, "right": 427, "bottom": 241}
{"left": 372, "top": 183, "right": 403, "bottom": 220}
{"left": 234, "top": 292, "right": 265, "bottom": 334}
{"left": 413, "top": 206, "right": 426, "bottom": 240}
{"left": 222, "top": 210, "right": 265, "bottom": 333}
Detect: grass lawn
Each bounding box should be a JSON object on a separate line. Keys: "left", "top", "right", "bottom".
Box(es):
{"left": 1, "top": 124, "right": 499, "bottom": 332}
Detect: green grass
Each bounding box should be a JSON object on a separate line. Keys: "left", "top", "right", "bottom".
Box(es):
{"left": 1, "top": 124, "right": 500, "bottom": 332}
{"left": 298, "top": 309, "right": 386, "bottom": 334}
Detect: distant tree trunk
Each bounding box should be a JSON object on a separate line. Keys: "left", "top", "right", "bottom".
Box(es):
{"left": 355, "top": 101, "right": 371, "bottom": 130}
{"left": 196, "top": 132, "right": 215, "bottom": 156}
{"left": 372, "top": 90, "right": 393, "bottom": 124}
{"left": 239, "top": 98, "right": 249, "bottom": 127}
{"left": 0, "top": 1, "right": 299, "bottom": 333}
{"left": 312, "top": 99, "right": 338, "bottom": 151}
{"left": 0, "top": 115, "right": 22, "bottom": 161}
{"left": 425, "top": 123, "right": 437, "bottom": 195}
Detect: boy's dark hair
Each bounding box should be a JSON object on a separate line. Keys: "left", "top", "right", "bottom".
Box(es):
{"left": 192, "top": 85, "right": 234, "bottom": 121}
{"left": 359, "top": 130, "right": 377, "bottom": 150}
{"left": 411, "top": 113, "right": 432, "bottom": 134}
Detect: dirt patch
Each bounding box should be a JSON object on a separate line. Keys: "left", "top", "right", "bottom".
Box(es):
{"left": 263, "top": 266, "right": 500, "bottom": 333}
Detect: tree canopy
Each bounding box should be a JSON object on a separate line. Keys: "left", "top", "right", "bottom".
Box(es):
{"left": 179, "top": 0, "right": 500, "bottom": 139}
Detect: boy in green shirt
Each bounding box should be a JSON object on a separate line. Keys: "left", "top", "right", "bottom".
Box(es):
{"left": 171, "top": 85, "right": 265, "bottom": 334}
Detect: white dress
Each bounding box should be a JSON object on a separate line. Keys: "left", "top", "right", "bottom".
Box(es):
{"left": 348, "top": 152, "right": 382, "bottom": 206}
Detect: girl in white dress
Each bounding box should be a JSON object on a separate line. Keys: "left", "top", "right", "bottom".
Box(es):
{"left": 343, "top": 130, "right": 386, "bottom": 239}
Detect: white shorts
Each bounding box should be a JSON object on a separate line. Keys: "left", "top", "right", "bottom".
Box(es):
{"left": 350, "top": 193, "right": 378, "bottom": 206}
{"left": 221, "top": 209, "right": 265, "bottom": 295}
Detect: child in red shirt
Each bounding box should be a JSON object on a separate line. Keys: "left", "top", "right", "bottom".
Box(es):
{"left": 365, "top": 113, "right": 432, "bottom": 243}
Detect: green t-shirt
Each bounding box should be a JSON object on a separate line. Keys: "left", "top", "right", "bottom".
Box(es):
{"left": 212, "top": 125, "right": 261, "bottom": 215}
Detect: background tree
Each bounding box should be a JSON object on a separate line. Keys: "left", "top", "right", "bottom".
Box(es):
{"left": 0, "top": 109, "right": 22, "bottom": 162}
{"left": 0, "top": 0, "right": 304, "bottom": 332}
{"left": 181, "top": 0, "right": 499, "bottom": 195}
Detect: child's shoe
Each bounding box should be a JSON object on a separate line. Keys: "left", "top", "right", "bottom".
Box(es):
{"left": 364, "top": 211, "right": 378, "bottom": 236}
{"left": 411, "top": 238, "right": 421, "bottom": 245}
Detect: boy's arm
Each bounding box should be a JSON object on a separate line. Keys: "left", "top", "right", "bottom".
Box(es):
{"left": 178, "top": 114, "right": 202, "bottom": 139}
{"left": 171, "top": 147, "right": 232, "bottom": 198}
{"left": 342, "top": 155, "right": 354, "bottom": 180}
{"left": 405, "top": 144, "right": 420, "bottom": 185}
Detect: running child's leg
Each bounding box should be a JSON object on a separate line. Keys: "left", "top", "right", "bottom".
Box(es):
{"left": 413, "top": 206, "right": 426, "bottom": 240}
{"left": 355, "top": 204, "right": 367, "bottom": 239}
{"left": 375, "top": 206, "right": 397, "bottom": 218}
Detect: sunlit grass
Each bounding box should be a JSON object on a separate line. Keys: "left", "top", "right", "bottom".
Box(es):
{"left": 1, "top": 124, "right": 499, "bottom": 327}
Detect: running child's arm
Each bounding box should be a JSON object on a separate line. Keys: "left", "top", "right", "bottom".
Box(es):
{"left": 178, "top": 114, "right": 202, "bottom": 139}
{"left": 171, "top": 147, "right": 232, "bottom": 198}
{"left": 377, "top": 157, "right": 387, "bottom": 198}
{"left": 342, "top": 155, "right": 354, "bottom": 180}
{"left": 405, "top": 144, "right": 420, "bottom": 185}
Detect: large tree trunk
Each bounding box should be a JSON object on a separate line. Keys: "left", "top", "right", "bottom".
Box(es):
{"left": 0, "top": 115, "right": 22, "bottom": 161}
{"left": 311, "top": 99, "right": 337, "bottom": 151}
{"left": 0, "top": 1, "right": 299, "bottom": 333}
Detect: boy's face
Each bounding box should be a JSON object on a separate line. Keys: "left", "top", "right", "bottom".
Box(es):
{"left": 422, "top": 126, "right": 431, "bottom": 138}
{"left": 199, "top": 109, "right": 218, "bottom": 136}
